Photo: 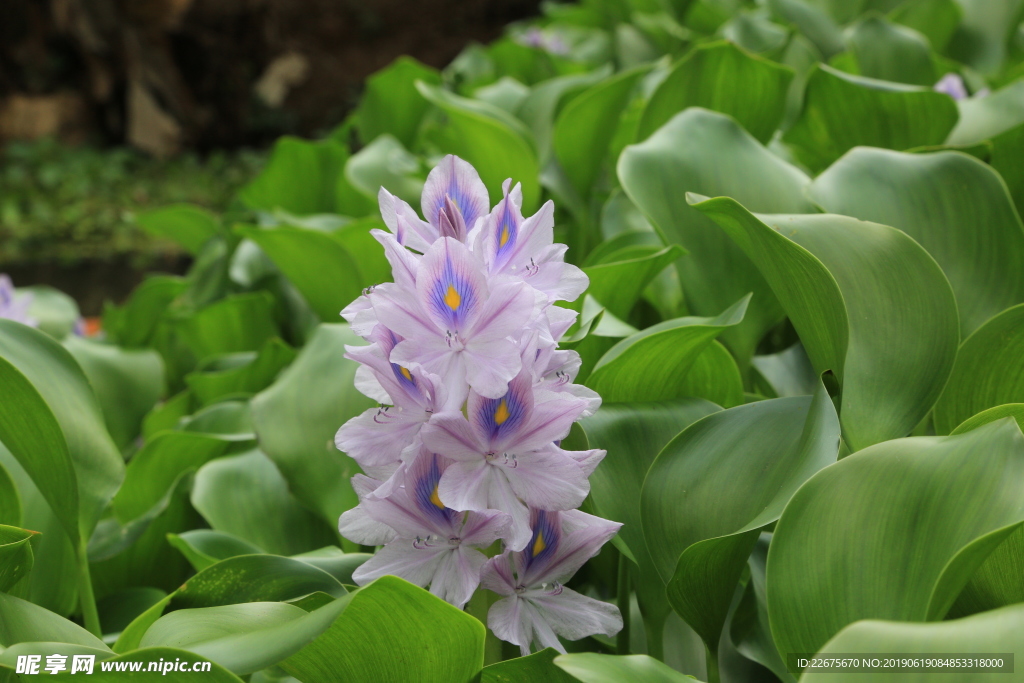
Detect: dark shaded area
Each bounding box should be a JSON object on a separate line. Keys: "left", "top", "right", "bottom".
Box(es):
{"left": 0, "top": 0, "right": 543, "bottom": 152}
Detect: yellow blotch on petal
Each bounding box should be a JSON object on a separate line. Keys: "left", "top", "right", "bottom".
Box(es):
{"left": 430, "top": 484, "right": 445, "bottom": 510}
{"left": 444, "top": 284, "right": 461, "bottom": 310}
{"left": 399, "top": 366, "right": 413, "bottom": 381}
{"left": 499, "top": 224, "right": 511, "bottom": 247}
{"left": 532, "top": 530, "right": 547, "bottom": 558}
{"left": 494, "top": 399, "right": 510, "bottom": 425}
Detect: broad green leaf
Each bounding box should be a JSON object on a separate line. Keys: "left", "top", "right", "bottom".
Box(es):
{"left": 250, "top": 324, "right": 376, "bottom": 527}
{"left": 64, "top": 337, "right": 165, "bottom": 450}
{"left": 113, "top": 595, "right": 174, "bottom": 654}
{"left": 638, "top": 41, "right": 794, "bottom": 143}
{"left": 767, "top": 419, "right": 1024, "bottom": 658}
{"left": 179, "top": 293, "right": 279, "bottom": 363}
{"left": 97, "top": 587, "right": 168, "bottom": 640}
{"left": 947, "top": 521, "right": 1024, "bottom": 620}
{"left": 0, "top": 443, "right": 79, "bottom": 616}
{"left": 479, "top": 648, "right": 577, "bottom": 682}
{"left": 0, "top": 592, "right": 109, "bottom": 649}
{"left": 281, "top": 576, "right": 485, "bottom": 683}
{"left": 587, "top": 295, "right": 749, "bottom": 403}
{"left": 946, "top": 79, "right": 1024, "bottom": 145}
{"left": 417, "top": 81, "right": 540, "bottom": 211}
{"left": 990, "top": 123, "right": 1024, "bottom": 218}
{"left": 239, "top": 137, "right": 352, "bottom": 217}
{"left": 843, "top": 14, "right": 937, "bottom": 86}
{"left": 766, "top": 0, "right": 844, "bottom": 58}
{"left": 692, "top": 197, "right": 959, "bottom": 450}
{"left": 581, "top": 399, "right": 722, "bottom": 632}
{"left": 933, "top": 304, "right": 1024, "bottom": 434}
{"left": 103, "top": 276, "right": 188, "bottom": 349}
{"left": 356, "top": 56, "right": 442, "bottom": 148}
{"left": 890, "top": 0, "right": 962, "bottom": 52}
{"left": 472, "top": 76, "right": 530, "bottom": 113}
{"left": 518, "top": 67, "right": 613, "bottom": 160}
{"left": 167, "top": 530, "right": 264, "bottom": 572}
{"left": 0, "top": 320, "right": 124, "bottom": 546}
{"left": 0, "top": 525, "right": 35, "bottom": 592}
{"left": 112, "top": 432, "right": 234, "bottom": 522}
{"left": 810, "top": 148, "right": 1024, "bottom": 336}
{"left": 141, "top": 599, "right": 351, "bottom": 675}
{"left": 289, "top": 547, "right": 370, "bottom": 587}
{"left": 619, "top": 108, "right": 811, "bottom": 365}
{"left": 239, "top": 225, "right": 363, "bottom": 321}
{"left": 344, "top": 134, "right": 424, "bottom": 206}
{"left": 951, "top": 404, "right": 1024, "bottom": 435}
{"left": 179, "top": 401, "right": 254, "bottom": 440}
{"left": 553, "top": 65, "right": 650, "bottom": 197}
{"left": 583, "top": 245, "right": 684, "bottom": 320}
{"left": 642, "top": 384, "right": 840, "bottom": 650}
{"left": 752, "top": 344, "right": 818, "bottom": 398}
{"left": 331, "top": 218, "right": 392, "bottom": 289}
{"left": 21, "top": 286, "right": 80, "bottom": 340}
{"left": 782, "top": 65, "right": 959, "bottom": 173}
{"left": 136, "top": 204, "right": 220, "bottom": 255}
{"left": 186, "top": 339, "right": 297, "bottom": 406}
{"left": 804, "top": 604, "right": 1024, "bottom": 681}
{"left": 721, "top": 11, "right": 789, "bottom": 56}
{"left": 554, "top": 653, "right": 695, "bottom": 682}
{"left": 945, "top": 0, "right": 1024, "bottom": 75}
{"left": 191, "top": 451, "right": 336, "bottom": 556}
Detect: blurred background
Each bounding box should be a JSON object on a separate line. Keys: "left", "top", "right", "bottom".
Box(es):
{"left": 0, "top": 0, "right": 542, "bottom": 313}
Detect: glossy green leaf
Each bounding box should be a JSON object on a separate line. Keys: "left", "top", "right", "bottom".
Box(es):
{"left": 185, "top": 339, "right": 296, "bottom": 406}
{"left": 843, "top": 14, "right": 937, "bottom": 86}
{"left": 692, "top": 197, "right": 959, "bottom": 450}
{"left": 473, "top": 76, "right": 530, "bottom": 113}
{"left": 0, "top": 525, "right": 35, "bottom": 592}
{"left": 619, "top": 108, "right": 811, "bottom": 365}
{"left": 178, "top": 401, "right": 254, "bottom": 440}
{"left": 0, "top": 592, "right": 109, "bottom": 649}
{"left": 890, "top": 0, "right": 962, "bottom": 52}
{"left": 933, "top": 304, "right": 1024, "bottom": 434}
{"left": 951, "top": 404, "right": 1024, "bottom": 435}
{"left": 642, "top": 384, "right": 840, "bottom": 650}
{"left": 804, "top": 604, "right": 1024, "bottom": 682}
{"left": 0, "top": 457, "right": 20, "bottom": 526}
{"left": 0, "top": 320, "right": 124, "bottom": 546}
{"left": 281, "top": 576, "right": 484, "bottom": 683}
{"left": 250, "top": 324, "right": 375, "bottom": 527}
{"left": 64, "top": 337, "right": 164, "bottom": 450}
{"left": 638, "top": 41, "right": 794, "bottom": 144}
{"left": 518, "top": 67, "right": 612, "bottom": 161}
{"left": 191, "top": 450, "right": 335, "bottom": 556}
{"left": 581, "top": 399, "right": 722, "bottom": 631}
{"left": 767, "top": 419, "right": 1024, "bottom": 658}
{"left": 587, "top": 295, "right": 749, "bottom": 403}
{"left": 583, "top": 245, "right": 684, "bottom": 320}
{"left": 356, "top": 56, "right": 441, "bottom": 148}
{"left": 239, "top": 225, "right": 363, "bottom": 321}
{"left": 782, "top": 65, "right": 959, "bottom": 173}
{"left": 553, "top": 65, "right": 649, "bottom": 197}
{"left": 946, "top": 79, "right": 1024, "bottom": 145}
{"left": 166, "top": 529, "right": 264, "bottom": 572}
{"left": 21, "top": 286, "right": 81, "bottom": 341}
{"left": 945, "top": 0, "right": 1024, "bottom": 75}
{"left": 112, "top": 432, "right": 233, "bottom": 523}
{"left": 752, "top": 344, "right": 818, "bottom": 398}
{"left": 171, "top": 554, "right": 346, "bottom": 609}
{"left": 417, "top": 81, "right": 540, "bottom": 211}
{"left": 289, "top": 547, "right": 370, "bottom": 587}
{"left": 554, "top": 653, "right": 696, "bottom": 682}
{"left": 478, "top": 648, "right": 578, "bottom": 683}
{"left": 141, "top": 599, "right": 351, "bottom": 675}
{"left": 730, "top": 535, "right": 794, "bottom": 682}
{"left": 136, "top": 204, "right": 220, "bottom": 255}
{"left": 239, "top": 137, "right": 354, "bottom": 217}
{"left": 345, "top": 134, "right": 424, "bottom": 206}
{"left": 811, "top": 148, "right": 1024, "bottom": 336}
{"left": 103, "top": 276, "right": 188, "bottom": 349}
{"left": 767, "top": 0, "right": 844, "bottom": 58}
{"left": 179, "top": 293, "right": 279, "bottom": 363}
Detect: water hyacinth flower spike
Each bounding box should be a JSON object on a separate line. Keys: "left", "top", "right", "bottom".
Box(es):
{"left": 0, "top": 275, "right": 36, "bottom": 326}
{"left": 335, "top": 154, "right": 622, "bottom": 652}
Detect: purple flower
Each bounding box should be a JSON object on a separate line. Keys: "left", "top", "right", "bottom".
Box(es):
{"left": 341, "top": 451, "right": 510, "bottom": 608}
{"left": 0, "top": 275, "right": 36, "bottom": 327}
{"left": 934, "top": 73, "right": 969, "bottom": 101}
{"left": 481, "top": 508, "right": 623, "bottom": 655}
{"left": 334, "top": 154, "right": 621, "bottom": 652}
{"left": 421, "top": 363, "right": 598, "bottom": 550}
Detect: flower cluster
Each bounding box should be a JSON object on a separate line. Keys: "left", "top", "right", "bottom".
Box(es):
{"left": 0, "top": 275, "right": 36, "bottom": 327}
{"left": 335, "top": 156, "right": 622, "bottom": 654}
